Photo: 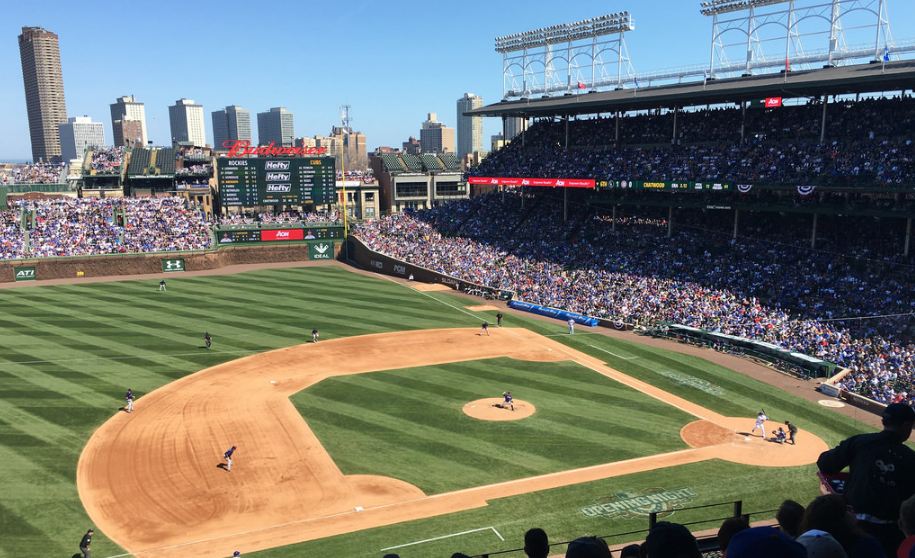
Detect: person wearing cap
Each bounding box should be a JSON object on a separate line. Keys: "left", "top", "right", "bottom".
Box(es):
{"left": 817, "top": 402, "right": 915, "bottom": 557}
{"left": 523, "top": 527, "right": 549, "bottom": 558}
{"left": 564, "top": 536, "right": 611, "bottom": 558}
{"left": 726, "top": 526, "right": 806, "bottom": 558}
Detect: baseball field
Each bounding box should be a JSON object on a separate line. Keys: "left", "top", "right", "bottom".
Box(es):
{"left": 0, "top": 262, "right": 870, "bottom": 558}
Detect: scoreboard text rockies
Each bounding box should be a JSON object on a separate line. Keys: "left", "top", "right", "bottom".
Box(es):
{"left": 217, "top": 157, "right": 336, "bottom": 207}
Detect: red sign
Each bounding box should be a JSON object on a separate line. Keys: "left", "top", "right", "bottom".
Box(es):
{"left": 223, "top": 140, "right": 328, "bottom": 157}
{"left": 467, "top": 176, "right": 595, "bottom": 189}
{"left": 764, "top": 97, "right": 783, "bottom": 108}
{"left": 260, "top": 229, "right": 305, "bottom": 242}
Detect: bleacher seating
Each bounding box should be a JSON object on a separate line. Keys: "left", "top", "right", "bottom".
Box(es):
{"left": 127, "top": 149, "right": 150, "bottom": 176}
{"left": 380, "top": 153, "right": 407, "bottom": 173}
{"left": 401, "top": 153, "right": 423, "bottom": 172}
{"left": 420, "top": 153, "right": 445, "bottom": 172}
{"left": 157, "top": 148, "right": 176, "bottom": 175}
{"left": 439, "top": 152, "right": 461, "bottom": 171}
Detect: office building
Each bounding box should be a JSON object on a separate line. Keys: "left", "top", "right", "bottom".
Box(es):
{"left": 456, "top": 93, "right": 483, "bottom": 158}
{"left": 168, "top": 98, "right": 206, "bottom": 147}
{"left": 504, "top": 116, "right": 529, "bottom": 141}
{"left": 330, "top": 126, "right": 368, "bottom": 170}
{"left": 18, "top": 26, "right": 68, "bottom": 162}
{"left": 58, "top": 116, "right": 104, "bottom": 162}
{"left": 419, "top": 113, "right": 455, "bottom": 154}
{"left": 212, "top": 105, "right": 252, "bottom": 149}
{"left": 402, "top": 136, "right": 421, "bottom": 155}
{"left": 110, "top": 95, "right": 148, "bottom": 146}
{"left": 257, "top": 107, "right": 294, "bottom": 146}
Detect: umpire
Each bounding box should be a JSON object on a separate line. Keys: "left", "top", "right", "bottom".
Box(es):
{"left": 817, "top": 402, "right": 915, "bottom": 556}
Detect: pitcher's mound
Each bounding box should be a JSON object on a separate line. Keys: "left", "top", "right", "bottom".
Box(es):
{"left": 463, "top": 398, "right": 535, "bottom": 421}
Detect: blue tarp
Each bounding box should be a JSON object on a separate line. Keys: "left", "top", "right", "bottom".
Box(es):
{"left": 508, "top": 300, "right": 599, "bottom": 327}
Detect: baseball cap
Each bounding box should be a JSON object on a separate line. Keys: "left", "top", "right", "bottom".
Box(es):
{"left": 619, "top": 543, "right": 641, "bottom": 558}
{"left": 565, "top": 536, "right": 611, "bottom": 558}
{"left": 796, "top": 530, "right": 848, "bottom": 558}
{"left": 726, "top": 526, "right": 806, "bottom": 558}
{"left": 882, "top": 403, "right": 915, "bottom": 423}
{"left": 644, "top": 522, "right": 700, "bottom": 558}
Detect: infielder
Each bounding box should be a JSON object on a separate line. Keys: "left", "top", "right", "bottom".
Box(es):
{"left": 751, "top": 410, "right": 768, "bottom": 438}
{"left": 204, "top": 331, "right": 212, "bottom": 349}
{"left": 79, "top": 528, "right": 93, "bottom": 558}
{"left": 312, "top": 328, "right": 319, "bottom": 343}
{"left": 224, "top": 445, "right": 237, "bottom": 471}
{"left": 480, "top": 322, "right": 490, "bottom": 336}
{"left": 159, "top": 279, "right": 166, "bottom": 292}
{"left": 125, "top": 388, "right": 134, "bottom": 413}
{"left": 567, "top": 318, "right": 575, "bottom": 334}
{"left": 503, "top": 391, "right": 514, "bottom": 411}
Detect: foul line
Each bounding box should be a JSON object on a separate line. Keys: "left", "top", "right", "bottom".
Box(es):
{"left": 373, "top": 273, "right": 488, "bottom": 322}
{"left": 580, "top": 342, "right": 639, "bottom": 360}
{"left": 380, "top": 526, "right": 503, "bottom": 552}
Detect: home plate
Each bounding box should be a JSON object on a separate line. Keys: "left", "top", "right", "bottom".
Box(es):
{"left": 355, "top": 506, "right": 364, "bottom": 512}
{"left": 270, "top": 380, "right": 278, "bottom": 385}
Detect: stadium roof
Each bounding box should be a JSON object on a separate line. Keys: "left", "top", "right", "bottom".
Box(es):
{"left": 467, "top": 61, "right": 915, "bottom": 118}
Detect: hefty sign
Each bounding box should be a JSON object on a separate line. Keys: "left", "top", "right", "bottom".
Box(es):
{"left": 764, "top": 97, "right": 783, "bottom": 108}
{"left": 467, "top": 176, "right": 595, "bottom": 189}
{"left": 261, "top": 229, "right": 305, "bottom": 242}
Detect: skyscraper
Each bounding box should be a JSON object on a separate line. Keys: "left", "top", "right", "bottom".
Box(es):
{"left": 257, "top": 107, "right": 294, "bottom": 146}
{"left": 110, "top": 95, "right": 148, "bottom": 146}
{"left": 456, "top": 93, "right": 483, "bottom": 158}
{"left": 18, "top": 27, "right": 68, "bottom": 162}
{"left": 212, "top": 105, "right": 252, "bottom": 149}
{"left": 504, "top": 116, "right": 529, "bottom": 141}
{"left": 419, "top": 113, "right": 455, "bottom": 154}
{"left": 59, "top": 116, "right": 104, "bottom": 161}
{"left": 168, "top": 98, "right": 206, "bottom": 147}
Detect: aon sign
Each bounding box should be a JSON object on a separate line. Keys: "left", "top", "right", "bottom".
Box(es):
{"left": 161, "top": 258, "right": 186, "bottom": 272}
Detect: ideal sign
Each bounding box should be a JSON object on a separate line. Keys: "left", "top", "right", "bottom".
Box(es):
{"left": 309, "top": 242, "right": 333, "bottom": 260}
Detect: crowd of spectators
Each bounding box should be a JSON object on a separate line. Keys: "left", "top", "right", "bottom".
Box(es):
{"left": 89, "top": 147, "right": 125, "bottom": 173}
{"left": 0, "top": 196, "right": 211, "bottom": 259}
{"left": 177, "top": 164, "right": 213, "bottom": 176}
{"left": 355, "top": 192, "right": 915, "bottom": 405}
{"left": 471, "top": 96, "right": 914, "bottom": 188}
{"left": 1, "top": 163, "right": 66, "bottom": 184}
{"left": 219, "top": 210, "right": 341, "bottom": 227}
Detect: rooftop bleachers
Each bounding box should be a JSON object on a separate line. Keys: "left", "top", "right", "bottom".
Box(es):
{"left": 401, "top": 153, "right": 424, "bottom": 172}
{"left": 157, "top": 148, "right": 176, "bottom": 175}
{"left": 380, "top": 153, "right": 407, "bottom": 173}
{"left": 127, "top": 149, "right": 150, "bottom": 176}
{"left": 420, "top": 153, "right": 445, "bottom": 172}
{"left": 439, "top": 152, "right": 461, "bottom": 171}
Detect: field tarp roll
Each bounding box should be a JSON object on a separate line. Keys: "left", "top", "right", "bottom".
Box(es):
{"left": 507, "top": 300, "right": 599, "bottom": 327}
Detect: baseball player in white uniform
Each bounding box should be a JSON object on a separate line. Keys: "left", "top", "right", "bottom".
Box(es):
{"left": 751, "top": 410, "right": 768, "bottom": 438}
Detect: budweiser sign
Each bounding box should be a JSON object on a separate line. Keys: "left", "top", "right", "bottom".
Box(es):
{"left": 223, "top": 140, "right": 328, "bottom": 157}
{"left": 467, "top": 176, "right": 595, "bottom": 189}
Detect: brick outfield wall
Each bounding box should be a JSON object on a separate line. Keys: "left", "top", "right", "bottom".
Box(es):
{"left": 0, "top": 242, "right": 341, "bottom": 283}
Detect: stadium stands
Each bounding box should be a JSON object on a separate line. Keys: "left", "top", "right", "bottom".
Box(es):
{"left": 355, "top": 191, "right": 915, "bottom": 406}
{"left": 126, "top": 148, "right": 150, "bottom": 176}
{"left": 439, "top": 152, "right": 461, "bottom": 171}
{"left": 84, "top": 147, "right": 126, "bottom": 176}
{"left": 0, "top": 197, "right": 210, "bottom": 259}
{"left": 401, "top": 153, "right": 424, "bottom": 172}
{"left": 471, "top": 96, "right": 915, "bottom": 188}
{"left": 1, "top": 163, "right": 66, "bottom": 184}
{"left": 380, "top": 153, "right": 407, "bottom": 173}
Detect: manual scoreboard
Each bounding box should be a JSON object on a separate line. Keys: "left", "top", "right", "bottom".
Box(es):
{"left": 217, "top": 157, "right": 336, "bottom": 207}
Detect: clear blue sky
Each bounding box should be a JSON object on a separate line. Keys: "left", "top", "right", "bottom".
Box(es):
{"left": 1, "top": 0, "right": 912, "bottom": 160}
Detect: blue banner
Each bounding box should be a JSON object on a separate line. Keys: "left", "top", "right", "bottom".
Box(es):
{"left": 508, "top": 300, "right": 599, "bottom": 327}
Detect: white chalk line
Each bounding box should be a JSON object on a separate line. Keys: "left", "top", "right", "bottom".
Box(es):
{"left": 381, "top": 526, "right": 503, "bottom": 552}
{"left": 580, "top": 342, "right": 639, "bottom": 360}
{"left": 374, "top": 274, "right": 488, "bottom": 323}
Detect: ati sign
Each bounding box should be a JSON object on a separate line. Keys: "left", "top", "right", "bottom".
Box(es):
{"left": 580, "top": 488, "right": 697, "bottom": 520}
{"left": 161, "top": 258, "right": 186, "bottom": 273}
{"left": 310, "top": 242, "right": 332, "bottom": 260}
{"left": 14, "top": 266, "right": 36, "bottom": 281}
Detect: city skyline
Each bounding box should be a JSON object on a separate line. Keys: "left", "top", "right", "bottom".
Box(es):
{"left": 2, "top": 0, "right": 914, "bottom": 160}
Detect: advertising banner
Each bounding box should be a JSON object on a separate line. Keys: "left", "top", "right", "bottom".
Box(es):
{"left": 260, "top": 229, "right": 305, "bottom": 242}
{"left": 13, "top": 266, "right": 36, "bottom": 281}
{"left": 597, "top": 180, "right": 735, "bottom": 192}
{"left": 467, "top": 176, "right": 595, "bottom": 189}
{"left": 309, "top": 242, "right": 333, "bottom": 260}
{"left": 161, "top": 258, "right": 186, "bottom": 273}
{"left": 507, "top": 300, "right": 599, "bottom": 326}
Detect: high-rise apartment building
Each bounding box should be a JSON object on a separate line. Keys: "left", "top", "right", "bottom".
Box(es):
{"left": 419, "top": 113, "right": 455, "bottom": 154}
{"left": 257, "top": 107, "right": 294, "bottom": 146}
{"left": 212, "top": 105, "right": 252, "bottom": 149}
{"left": 18, "top": 26, "right": 68, "bottom": 162}
{"left": 503, "top": 116, "right": 529, "bottom": 141}
{"left": 59, "top": 116, "right": 104, "bottom": 161}
{"left": 168, "top": 98, "right": 206, "bottom": 147}
{"left": 456, "top": 93, "right": 483, "bottom": 158}
{"left": 110, "top": 95, "right": 148, "bottom": 146}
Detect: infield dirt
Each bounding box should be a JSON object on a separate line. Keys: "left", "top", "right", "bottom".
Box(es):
{"left": 78, "top": 327, "right": 827, "bottom": 557}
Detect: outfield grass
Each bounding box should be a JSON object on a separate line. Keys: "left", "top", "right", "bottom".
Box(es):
{"left": 293, "top": 357, "right": 693, "bottom": 493}
{"left": 0, "top": 266, "right": 871, "bottom": 558}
